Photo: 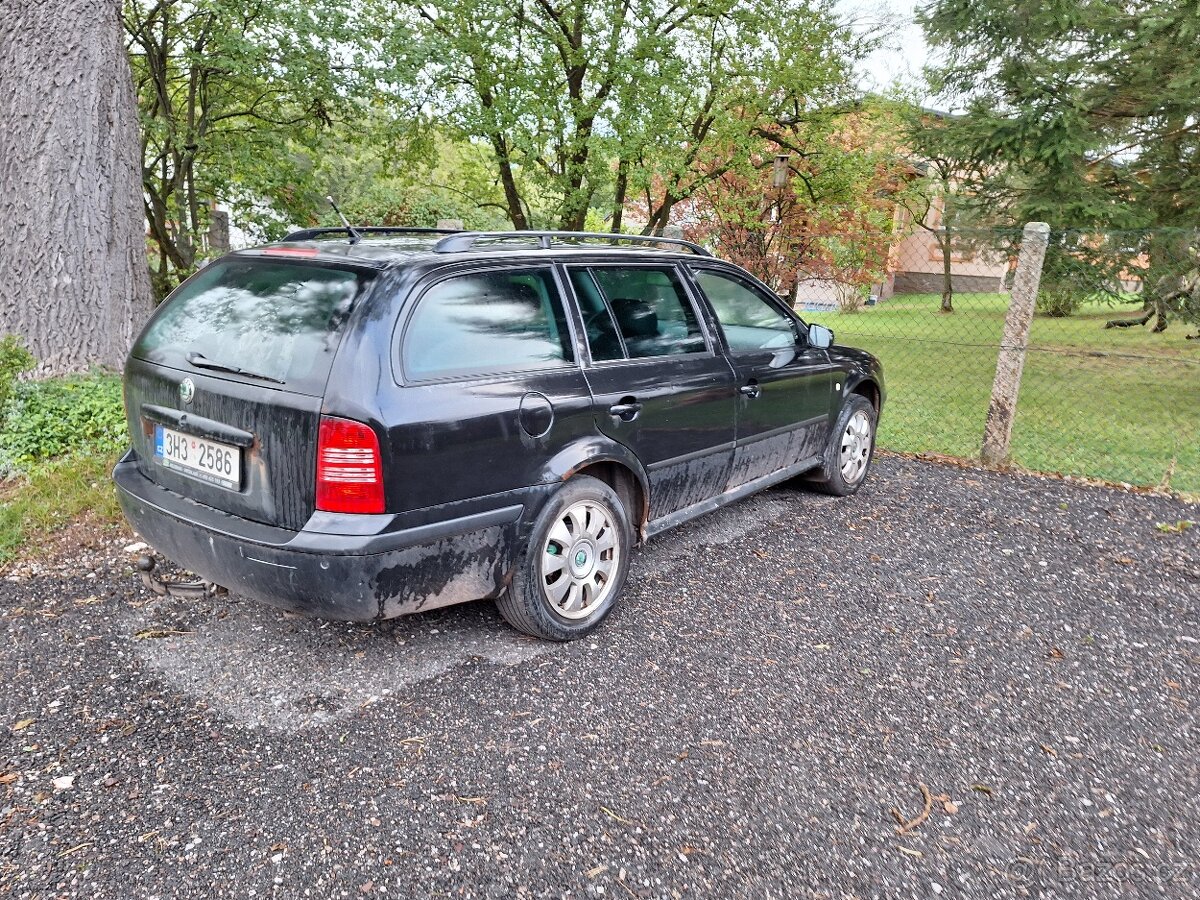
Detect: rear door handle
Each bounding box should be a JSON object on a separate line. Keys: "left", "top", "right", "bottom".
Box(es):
{"left": 739, "top": 382, "right": 762, "bottom": 399}
{"left": 608, "top": 400, "right": 643, "bottom": 421}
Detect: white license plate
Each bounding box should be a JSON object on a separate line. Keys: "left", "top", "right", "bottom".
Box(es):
{"left": 154, "top": 424, "right": 240, "bottom": 490}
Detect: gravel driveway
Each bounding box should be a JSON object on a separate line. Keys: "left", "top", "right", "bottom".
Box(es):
{"left": 2, "top": 456, "right": 1197, "bottom": 899}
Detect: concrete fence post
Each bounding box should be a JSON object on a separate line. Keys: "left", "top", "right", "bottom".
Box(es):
{"left": 981, "top": 221, "right": 1051, "bottom": 467}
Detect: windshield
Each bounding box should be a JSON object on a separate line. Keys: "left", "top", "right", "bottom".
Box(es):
{"left": 133, "top": 258, "right": 373, "bottom": 395}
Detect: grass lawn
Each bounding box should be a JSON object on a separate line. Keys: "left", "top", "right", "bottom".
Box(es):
{"left": 0, "top": 453, "right": 123, "bottom": 568}
{"left": 806, "top": 293, "right": 1200, "bottom": 493}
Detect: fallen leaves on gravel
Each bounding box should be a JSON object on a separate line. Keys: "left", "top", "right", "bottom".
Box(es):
{"left": 133, "top": 628, "right": 193, "bottom": 640}
{"left": 600, "top": 806, "right": 640, "bottom": 827}
{"left": 1154, "top": 519, "right": 1196, "bottom": 534}
{"left": 891, "top": 782, "right": 956, "bottom": 835}
{"left": 11, "top": 718, "right": 35, "bottom": 732}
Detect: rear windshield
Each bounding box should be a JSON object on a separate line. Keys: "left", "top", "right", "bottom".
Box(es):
{"left": 134, "top": 258, "right": 373, "bottom": 395}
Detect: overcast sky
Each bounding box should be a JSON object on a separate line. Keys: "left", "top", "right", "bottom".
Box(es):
{"left": 836, "top": 0, "right": 931, "bottom": 98}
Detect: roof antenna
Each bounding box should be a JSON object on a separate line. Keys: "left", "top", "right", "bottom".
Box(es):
{"left": 326, "top": 196, "right": 362, "bottom": 244}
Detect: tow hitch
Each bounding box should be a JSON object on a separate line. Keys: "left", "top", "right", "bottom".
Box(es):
{"left": 135, "top": 554, "right": 226, "bottom": 600}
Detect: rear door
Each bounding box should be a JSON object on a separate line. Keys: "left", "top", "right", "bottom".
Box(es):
{"left": 564, "top": 263, "right": 736, "bottom": 519}
{"left": 124, "top": 254, "right": 377, "bottom": 530}
{"left": 380, "top": 264, "right": 594, "bottom": 511}
{"left": 687, "top": 266, "right": 837, "bottom": 487}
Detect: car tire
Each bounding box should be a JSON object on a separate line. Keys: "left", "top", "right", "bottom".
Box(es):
{"left": 496, "top": 475, "right": 633, "bottom": 641}
{"left": 805, "top": 394, "right": 877, "bottom": 497}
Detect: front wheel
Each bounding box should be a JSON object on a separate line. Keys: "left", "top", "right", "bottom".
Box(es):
{"left": 496, "top": 476, "right": 633, "bottom": 640}
{"left": 806, "top": 394, "right": 877, "bottom": 496}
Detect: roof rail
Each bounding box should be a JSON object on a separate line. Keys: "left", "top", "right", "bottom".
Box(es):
{"left": 282, "top": 226, "right": 463, "bottom": 242}
{"left": 431, "top": 230, "right": 712, "bottom": 257}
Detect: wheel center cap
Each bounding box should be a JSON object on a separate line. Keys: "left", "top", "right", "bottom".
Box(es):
{"left": 568, "top": 541, "right": 595, "bottom": 577}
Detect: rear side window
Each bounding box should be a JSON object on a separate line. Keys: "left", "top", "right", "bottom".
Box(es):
{"left": 134, "top": 258, "right": 371, "bottom": 396}
{"left": 402, "top": 269, "right": 574, "bottom": 381}
{"left": 586, "top": 267, "right": 707, "bottom": 358}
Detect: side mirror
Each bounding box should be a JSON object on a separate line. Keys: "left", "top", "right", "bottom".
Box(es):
{"left": 806, "top": 324, "right": 834, "bottom": 349}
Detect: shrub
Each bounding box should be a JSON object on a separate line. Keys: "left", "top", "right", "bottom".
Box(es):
{"left": 834, "top": 282, "right": 868, "bottom": 314}
{"left": 0, "top": 335, "right": 35, "bottom": 412}
{"left": 1035, "top": 284, "right": 1085, "bottom": 318}
{"left": 0, "top": 375, "right": 126, "bottom": 472}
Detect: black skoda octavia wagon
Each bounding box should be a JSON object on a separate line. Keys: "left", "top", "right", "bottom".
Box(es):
{"left": 115, "top": 229, "right": 884, "bottom": 640}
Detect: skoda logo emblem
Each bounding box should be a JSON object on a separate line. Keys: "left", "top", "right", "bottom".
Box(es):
{"left": 575, "top": 550, "right": 587, "bottom": 567}
{"left": 179, "top": 378, "right": 195, "bottom": 405}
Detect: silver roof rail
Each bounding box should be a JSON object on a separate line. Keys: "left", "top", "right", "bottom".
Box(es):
{"left": 432, "top": 230, "right": 712, "bottom": 257}
{"left": 282, "top": 226, "right": 463, "bottom": 242}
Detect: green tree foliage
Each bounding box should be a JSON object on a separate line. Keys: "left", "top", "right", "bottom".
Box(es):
{"left": 380, "top": 0, "right": 876, "bottom": 232}
{"left": 302, "top": 129, "right": 515, "bottom": 232}
{"left": 123, "top": 0, "right": 372, "bottom": 297}
{"left": 680, "top": 100, "right": 905, "bottom": 295}
{"left": 918, "top": 0, "right": 1200, "bottom": 329}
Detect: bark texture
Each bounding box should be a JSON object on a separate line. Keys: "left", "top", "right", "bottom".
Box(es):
{"left": 0, "top": 0, "right": 152, "bottom": 373}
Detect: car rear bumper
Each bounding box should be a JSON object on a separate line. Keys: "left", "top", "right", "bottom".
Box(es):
{"left": 114, "top": 454, "right": 527, "bottom": 621}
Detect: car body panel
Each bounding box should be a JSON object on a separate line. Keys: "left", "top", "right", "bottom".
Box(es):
{"left": 581, "top": 356, "right": 737, "bottom": 519}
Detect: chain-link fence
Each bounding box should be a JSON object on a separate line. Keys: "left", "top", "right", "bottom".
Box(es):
{"left": 790, "top": 225, "right": 1200, "bottom": 494}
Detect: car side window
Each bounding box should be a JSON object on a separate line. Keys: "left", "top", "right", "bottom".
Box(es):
{"left": 586, "top": 266, "right": 707, "bottom": 359}
{"left": 692, "top": 270, "right": 796, "bottom": 352}
{"left": 402, "top": 269, "right": 574, "bottom": 380}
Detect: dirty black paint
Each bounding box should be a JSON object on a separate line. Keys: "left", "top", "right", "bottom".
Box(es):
{"left": 124, "top": 359, "right": 321, "bottom": 531}
{"left": 372, "top": 527, "right": 509, "bottom": 619}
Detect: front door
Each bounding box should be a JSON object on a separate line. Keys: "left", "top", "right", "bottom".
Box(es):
{"left": 563, "top": 263, "right": 737, "bottom": 520}
{"left": 687, "top": 266, "right": 837, "bottom": 487}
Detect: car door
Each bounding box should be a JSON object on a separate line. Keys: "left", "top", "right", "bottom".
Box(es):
{"left": 563, "top": 262, "right": 737, "bottom": 520}
{"left": 381, "top": 264, "right": 596, "bottom": 512}
{"left": 687, "top": 266, "right": 837, "bottom": 487}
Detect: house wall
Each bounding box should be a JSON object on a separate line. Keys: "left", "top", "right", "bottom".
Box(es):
{"left": 892, "top": 270, "right": 1008, "bottom": 294}
{"left": 885, "top": 198, "right": 1010, "bottom": 296}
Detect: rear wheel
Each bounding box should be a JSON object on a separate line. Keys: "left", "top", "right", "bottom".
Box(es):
{"left": 497, "top": 476, "right": 632, "bottom": 640}
{"left": 805, "top": 394, "right": 877, "bottom": 496}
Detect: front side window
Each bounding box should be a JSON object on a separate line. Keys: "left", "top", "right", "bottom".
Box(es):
{"left": 402, "top": 269, "right": 574, "bottom": 380}
{"left": 586, "top": 266, "right": 707, "bottom": 359}
{"left": 693, "top": 270, "right": 796, "bottom": 352}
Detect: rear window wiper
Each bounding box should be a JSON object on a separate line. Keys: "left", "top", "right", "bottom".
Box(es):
{"left": 186, "top": 351, "right": 285, "bottom": 384}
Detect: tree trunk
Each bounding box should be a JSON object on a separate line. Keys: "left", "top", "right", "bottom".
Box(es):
{"left": 610, "top": 158, "right": 628, "bottom": 234}
{"left": 0, "top": 0, "right": 152, "bottom": 373}
{"left": 642, "top": 195, "right": 677, "bottom": 236}
{"left": 490, "top": 134, "right": 529, "bottom": 231}
{"left": 939, "top": 233, "right": 954, "bottom": 313}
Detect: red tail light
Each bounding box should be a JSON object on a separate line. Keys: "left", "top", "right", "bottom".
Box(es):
{"left": 316, "top": 417, "right": 384, "bottom": 514}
